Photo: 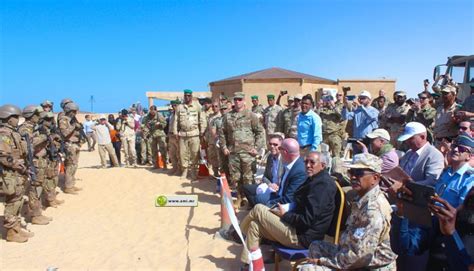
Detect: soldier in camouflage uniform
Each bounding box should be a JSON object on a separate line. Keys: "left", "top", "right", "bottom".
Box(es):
{"left": 205, "top": 101, "right": 222, "bottom": 177}
{"left": 39, "top": 111, "right": 65, "bottom": 208}
{"left": 219, "top": 92, "right": 265, "bottom": 208}
{"left": 171, "top": 89, "right": 207, "bottom": 180}
{"left": 406, "top": 92, "right": 436, "bottom": 142}
{"left": 251, "top": 96, "right": 265, "bottom": 116}
{"left": 319, "top": 95, "right": 345, "bottom": 157}
{"left": 263, "top": 94, "right": 282, "bottom": 138}
{"left": 215, "top": 102, "right": 231, "bottom": 180}
{"left": 139, "top": 108, "right": 153, "bottom": 165}
{"left": 58, "top": 102, "right": 84, "bottom": 194}
{"left": 307, "top": 153, "right": 397, "bottom": 271}
{"left": 18, "top": 105, "right": 53, "bottom": 225}
{"left": 0, "top": 104, "right": 34, "bottom": 242}
{"left": 276, "top": 95, "right": 301, "bottom": 139}
{"left": 167, "top": 100, "right": 181, "bottom": 175}
{"left": 143, "top": 105, "right": 168, "bottom": 169}
{"left": 383, "top": 91, "right": 410, "bottom": 148}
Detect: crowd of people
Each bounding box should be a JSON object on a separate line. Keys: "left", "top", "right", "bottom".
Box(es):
{"left": 1, "top": 78, "right": 473, "bottom": 270}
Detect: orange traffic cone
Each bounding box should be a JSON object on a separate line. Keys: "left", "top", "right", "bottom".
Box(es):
{"left": 59, "top": 161, "right": 65, "bottom": 174}
{"left": 156, "top": 152, "right": 164, "bottom": 168}
{"left": 219, "top": 173, "right": 234, "bottom": 234}
{"left": 198, "top": 148, "right": 210, "bottom": 179}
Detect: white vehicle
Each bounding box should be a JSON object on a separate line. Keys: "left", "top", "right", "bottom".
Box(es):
{"left": 433, "top": 55, "right": 474, "bottom": 102}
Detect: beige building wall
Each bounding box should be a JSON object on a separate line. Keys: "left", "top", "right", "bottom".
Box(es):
{"left": 210, "top": 81, "right": 243, "bottom": 101}
{"left": 337, "top": 79, "right": 396, "bottom": 100}
{"left": 242, "top": 81, "right": 303, "bottom": 105}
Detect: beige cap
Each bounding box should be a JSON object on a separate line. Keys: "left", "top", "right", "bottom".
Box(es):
{"left": 294, "top": 94, "right": 304, "bottom": 100}
{"left": 359, "top": 90, "right": 372, "bottom": 99}
{"left": 440, "top": 85, "right": 457, "bottom": 93}
{"left": 344, "top": 153, "right": 382, "bottom": 173}
{"left": 366, "top": 129, "right": 390, "bottom": 141}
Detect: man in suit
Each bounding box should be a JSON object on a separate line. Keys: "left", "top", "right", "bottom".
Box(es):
{"left": 398, "top": 122, "right": 444, "bottom": 187}
{"left": 243, "top": 137, "right": 307, "bottom": 207}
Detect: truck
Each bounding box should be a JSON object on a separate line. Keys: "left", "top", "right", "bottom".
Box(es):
{"left": 433, "top": 55, "right": 474, "bottom": 102}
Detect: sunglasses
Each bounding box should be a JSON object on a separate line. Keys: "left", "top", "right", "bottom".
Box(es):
{"left": 451, "top": 144, "right": 471, "bottom": 154}
{"left": 419, "top": 96, "right": 428, "bottom": 100}
{"left": 348, "top": 169, "right": 375, "bottom": 178}
{"left": 234, "top": 98, "right": 243, "bottom": 101}
{"left": 269, "top": 143, "right": 279, "bottom": 147}
{"left": 459, "top": 126, "right": 469, "bottom": 131}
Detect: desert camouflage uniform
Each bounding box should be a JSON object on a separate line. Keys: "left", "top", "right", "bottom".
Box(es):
{"left": 263, "top": 104, "right": 282, "bottom": 137}
{"left": 433, "top": 103, "right": 460, "bottom": 146}
{"left": 206, "top": 111, "right": 221, "bottom": 176}
{"left": 214, "top": 114, "right": 229, "bottom": 178}
{"left": 319, "top": 105, "right": 344, "bottom": 157}
{"left": 406, "top": 105, "right": 436, "bottom": 142}
{"left": 58, "top": 114, "right": 82, "bottom": 190}
{"left": 219, "top": 108, "right": 265, "bottom": 202}
{"left": 383, "top": 103, "right": 410, "bottom": 148}
{"left": 309, "top": 185, "right": 397, "bottom": 270}
{"left": 276, "top": 106, "right": 301, "bottom": 139}
{"left": 251, "top": 104, "right": 264, "bottom": 115}
{"left": 167, "top": 110, "right": 181, "bottom": 173}
{"left": 172, "top": 101, "right": 206, "bottom": 178}
{"left": 116, "top": 116, "right": 137, "bottom": 166}
{"left": 0, "top": 123, "right": 27, "bottom": 231}
{"left": 43, "top": 123, "right": 63, "bottom": 207}
{"left": 18, "top": 120, "right": 49, "bottom": 220}
{"left": 146, "top": 112, "right": 168, "bottom": 168}
{"left": 140, "top": 114, "right": 153, "bottom": 164}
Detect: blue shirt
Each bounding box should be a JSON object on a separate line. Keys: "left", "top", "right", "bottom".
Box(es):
{"left": 435, "top": 163, "right": 474, "bottom": 208}
{"left": 83, "top": 120, "right": 95, "bottom": 134}
{"left": 297, "top": 110, "right": 322, "bottom": 151}
{"left": 342, "top": 105, "right": 379, "bottom": 139}
{"left": 271, "top": 155, "right": 280, "bottom": 184}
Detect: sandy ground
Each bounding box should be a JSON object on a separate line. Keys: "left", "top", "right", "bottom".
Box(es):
{"left": 0, "top": 147, "right": 287, "bottom": 270}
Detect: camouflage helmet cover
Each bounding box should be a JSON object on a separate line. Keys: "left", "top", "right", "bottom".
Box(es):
{"left": 0, "top": 104, "right": 22, "bottom": 119}
{"left": 64, "top": 102, "right": 79, "bottom": 112}
{"left": 22, "top": 105, "right": 44, "bottom": 118}
{"left": 60, "top": 98, "right": 73, "bottom": 109}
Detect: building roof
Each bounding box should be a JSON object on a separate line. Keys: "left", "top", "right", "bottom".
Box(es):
{"left": 210, "top": 67, "right": 336, "bottom": 84}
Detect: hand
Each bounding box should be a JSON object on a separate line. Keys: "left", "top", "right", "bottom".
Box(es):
{"left": 269, "top": 204, "right": 285, "bottom": 217}
{"left": 223, "top": 148, "right": 230, "bottom": 156}
{"left": 388, "top": 181, "right": 403, "bottom": 198}
{"left": 355, "top": 140, "right": 368, "bottom": 153}
{"left": 429, "top": 196, "right": 457, "bottom": 235}
{"left": 249, "top": 148, "right": 258, "bottom": 157}
{"left": 268, "top": 183, "right": 279, "bottom": 192}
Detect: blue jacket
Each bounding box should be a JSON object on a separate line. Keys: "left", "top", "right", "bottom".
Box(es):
{"left": 267, "top": 156, "right": 307, "bottom": 206}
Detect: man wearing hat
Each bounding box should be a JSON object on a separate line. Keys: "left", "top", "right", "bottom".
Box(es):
{"left": 205, "top": 100, "right": 222, "bottom": 177}
{"left": 117, "top": 109, "right": 137, "bottom": 167}
{"left": 433, "top": 84, "right": 460, "bottom": 147}
{"left": 171, "top": 89, "right": 207, "bottom": 180}
{"left": 383, "top": 91, "right": 410, "bottom": 148}
{"left": 307, "top": 153, "right": 397, "bottom": 270}
{"left": 342, "top": 90, "right": 379, "bottom": 142}
{"left": 457, "top": 83, "right": 474, "bottom": 120}
{"left": 40, "top": 100, "right": 54, "bottom": 112}
{"left": 219, "top": 92, "right": 265, "bottom": 208}
{"left": 251, "top": 96, "right": 264, "bottom": 116}
{"left": 276, "top": 95, "right": 300, "bottom": 139}
{"left": 93, "top": 115, "right": 119, "bottom": 168}
{"left": 263, "top": 94, "right": 282, "bottom": 137}
{"left": 435, "top": 133, "right": 474, "bottom": 208}
{"left": 214, "top": 101, "right": 232, "bottom": 179}
{"left": 167, "top": 100, "right": 181, "bottom": 175}
{"left": 398, "top": 122, "right": 444, "bottom": 186}
{"left": 406, "top": 92, "right": 436, "bottom": 141}
{"left": 319, "top": 94, "right": 345, "bottom": 157}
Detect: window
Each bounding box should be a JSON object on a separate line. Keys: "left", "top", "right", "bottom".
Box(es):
{"left": 450, "top": 65, "right": 466, "bottom": 84}
{"left": 468, "top": 60, "right": 474, "bottom": 83}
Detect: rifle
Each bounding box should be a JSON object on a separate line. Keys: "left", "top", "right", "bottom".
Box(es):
{"left": 22, "top": 133, "right": 37, "bottom": 183}
{"left": 70, "top": 116, "right": 87, "bottom": 143}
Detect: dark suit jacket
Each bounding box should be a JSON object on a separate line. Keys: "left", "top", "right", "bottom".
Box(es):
{"left": 281, "top": 169, "right": 336, "bottom": 248}
{"left": 262, "top": 153, "right": 284, "bottom": 185}
{"left": 267, "top": 156, "right": 307, "bottom": 206}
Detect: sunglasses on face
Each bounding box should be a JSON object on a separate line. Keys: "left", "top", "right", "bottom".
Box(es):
{"left": 459, "top": 126, "right": 469, "bottom": 131}
{"left": 451, "top": 144, "right": 472, "bottom": 154}
{"left": 348, "top": 169, "right": 375, "bottom": 178}
{"left": 234, "top": 98, "right": 243, "bottom": 102}
{"left": 269, "top": 143, "right": 279, "bottom": 147}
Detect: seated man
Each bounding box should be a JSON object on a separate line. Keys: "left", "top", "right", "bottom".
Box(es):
{"left": 307, "top": 153, "right": 397, "bottom": 270}
{"left": 238, "top": 151, "right": 336, "bottom": 270}
{"left": 243, "top": 137, "right": 307, "bottom": 207}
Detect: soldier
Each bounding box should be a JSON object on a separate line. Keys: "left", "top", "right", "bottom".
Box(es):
{"left": 140, "top": 108, "right": 153, "bottom": 165}
{"left": 263, "top": 94, "right": 282, "bottom": 138}
{"left": 319, "top": 94, "right": 345, "bottom": 157}
{"left": 0, "top": 104, "right": 34, "bottom": 242}
{"left": 215, "top": 102, "right": 231, "bottom": 180}
{"left": 406, "top": 92, "right": 436, "bottom": 141}
{"left": 219, "top": 92, "right": 265, "bottom": 208}
{"left": 149, "top": 106, "right": 168, "bottom": 169}
{"left": 206, "top": 101, "right": 222, "bottom": 177}
{"left": 171, "top": 89, "right": 207, "bottom": 180}
{"left": 433, "top": 85, "right": 460, "bottom": 147}
{"left": 251, "top": 96, "right": 264, "bottom": 116}
{"left": 276, "top": 94, "right": 301, "bottom": 139}
{"left": 18, "top": 105, "right": 52, "bottom": 225}
{"left": 167, "top": 100, "right": 181, "bottom": 175}
{"left": 40, "top": 100, "right": 54, "bottom": 112}
{"left": 116, "top": 109, "right": 137, "bottom": 167}
{"left": 40, "top": 111, "right": 64, "bottom": 208}
{"left": 383, "top": 91, "right": 410, "bottom": 148}
{"left": 58, "top": 102, "right": 83, "bottom": 194}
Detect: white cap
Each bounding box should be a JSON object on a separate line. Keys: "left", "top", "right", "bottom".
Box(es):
{"left": 398, "top": 122, "right": 427, "bottom": 141}
{"left": 366, "top": 129, "right": 390, "bottom": 141}
{"left": 359, "top": 90, "right": 372, "bottom": 99}
{"left": 294, "top": 94, "right": 304, "bottom": 100}
{"left": 99, "top": 114, "right": 106, "bottom": 120}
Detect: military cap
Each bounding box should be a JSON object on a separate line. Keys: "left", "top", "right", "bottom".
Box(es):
{"left": 143, "top": 108, "right": 149, "bottom": 113}
{"left": 64, "top": 102, "right": 79, "bottom": 113}
{"left": 251, "top": 95, "right": 259, "bottom": 100}
{"left": 288, "top": 96, "right": 294, "bottom": 101}
{"left": 219, "top": 94, "right": 228, "bottom": 101}
{"left": 183, "top": 89, "right": 193, "bottom": 94}
{"left": 0, "top": 104, "right": 22, "bottom": 119}
{"left": 344, "top": 153, "right": 382, "bottom": 174}
{"left": 456, "top": 133, "right": 474, "bottom": 148}
{"left": 170, "top": 99, "right": 181, "bottom": 105}
{"left": 267, "top": 94, "right": 275, "bottom": 99}
{"left": 440, "top": 84, "right": 457, "bottom": 93}
{"left": 395, "top": 91, "right": 407, "bottom": 96}
{"left": 233, "top": 92, "right": 245, "bottom": 99}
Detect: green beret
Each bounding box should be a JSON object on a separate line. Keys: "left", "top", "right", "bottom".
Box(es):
{"left": 267, "top": 94, "right": 275, "bottom": 99}
{"left": 251, "top": 95, "right": 258, "bottom": 100}
{"left": 170, "top": 99, "right": 181, "bottom": 105}
{"left": 183, "top": 89, "right": 193, "bottom": 94}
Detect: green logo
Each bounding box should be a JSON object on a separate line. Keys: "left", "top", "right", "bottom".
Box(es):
{"left": 156, "top": 196, "right": 168, "bottom": 207}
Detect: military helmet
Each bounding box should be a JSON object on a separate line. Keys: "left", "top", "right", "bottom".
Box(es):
{"left": 22, "top": 105, "right": 43, "bottom": 118}
{"left": 41, "top": 100, "right": 54, "bottom": 107}
{"left": 60, "top": 98, "right": 74, "bottom": 109}
{"left": 64, "top": 102, "right": 79, "bottom": 112}
{"left": 40, "top": 111, "right": 54, "bottom": 119}
{"left": 0, "top": 104, "right": 22, "bottom": 119}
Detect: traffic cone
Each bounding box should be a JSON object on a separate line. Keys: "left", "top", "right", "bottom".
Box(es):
{"left": 156, "top": 152, "right": 164, "bottom": 168}
{"left": 218, "top": 173, "right": 233, "bottom": 236}
{"left": 59, "top": 161, "right": 65, "bottom": 174}
{"left": 198, "top": 148, "right": 210, "bottom": 179}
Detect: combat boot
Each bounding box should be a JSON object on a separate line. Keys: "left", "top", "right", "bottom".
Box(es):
{"left": 54, "top": 199, "right": 65, "bottom": 205}
{"left": 6, "top": 227, "right": 28, "bottom": 243}
{"left": 31, "top": 215, "right": 50, "bottom": 225}
{"left": 180, "top": 168, "right": 188, "bottom": 180}
{"left": 168, "top": 167, "right": 177, "bottom": 176}
{"left": 72, "top": 186, "right": 82, "bottom": 191}
{"left": 17, "top": 225, "right": 34, "bottom": 238}
{"left": 46, "top": 200, "right": 59, "bottom": 208}
{"left": 63, "top": 188, "right": 78, "bottom": 195}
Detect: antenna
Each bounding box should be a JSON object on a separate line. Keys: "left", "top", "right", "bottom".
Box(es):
{"left": 90, "top": 95, "right": 95, "bottom": 113}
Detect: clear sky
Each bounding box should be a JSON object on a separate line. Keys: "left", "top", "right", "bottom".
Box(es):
{"left": 1, "top": 0, "right": 473, "bottom": 113}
